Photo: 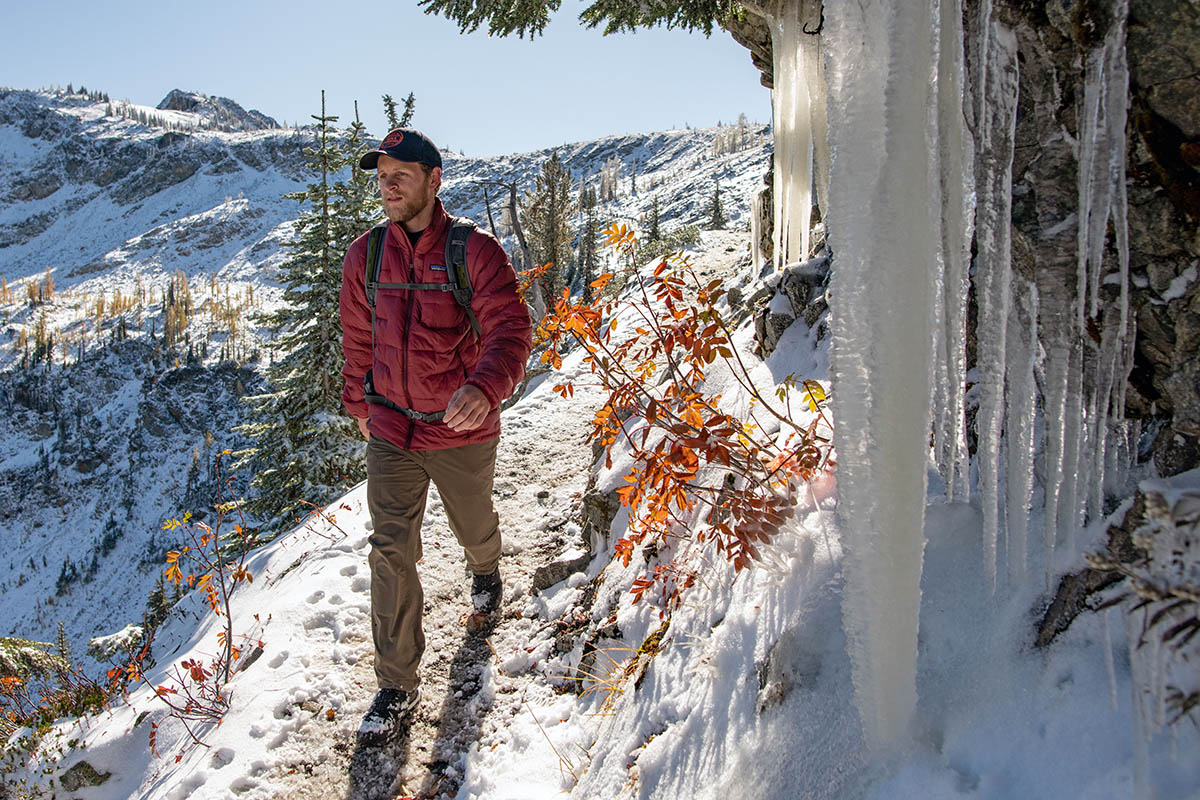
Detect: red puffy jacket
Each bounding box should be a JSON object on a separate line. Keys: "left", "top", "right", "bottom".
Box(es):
{"left": 340, "top": 199, "right": 532, "bottom": 450}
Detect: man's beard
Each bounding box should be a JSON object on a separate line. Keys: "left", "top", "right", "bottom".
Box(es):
{"left": 384, "top": 184, "right": 432, "bottom": 225}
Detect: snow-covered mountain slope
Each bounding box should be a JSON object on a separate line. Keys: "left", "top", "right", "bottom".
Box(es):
{"left": 8, "top": 229, "right": 1189, "bottom": 800}
{"left": 0, "top": 88, "right": 769, "bottom": 667}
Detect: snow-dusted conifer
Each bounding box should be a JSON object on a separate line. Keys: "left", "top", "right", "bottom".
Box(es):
{"left": 521, "top": 151, "right": 576, "bottom": 300}
{"left": 400, "top": 92, "right": 416, "bottom": 126}
{"left": 237, "top": 92, "right": 367, "bottom": 534}
{"left": 705, "top": 181, "right": 726, "bottom": 229}
{"left": 0, "top": 636, "right": 67, "bottom": 679}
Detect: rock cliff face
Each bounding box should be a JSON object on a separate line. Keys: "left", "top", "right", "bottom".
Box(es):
{"left": 735, "top": 0, "right": 1198, "bottom": 479}
{"left": 0, "top": 340, "right": 262, "bottom": 651}
{"left": 0, "top": 89, "right": 308, "bottom": 275}
{"left": 157, "top": 89, "right": 280, "bottom": 131}
{"left": 997, "top": 0, "right": 1199, "bottom": 476}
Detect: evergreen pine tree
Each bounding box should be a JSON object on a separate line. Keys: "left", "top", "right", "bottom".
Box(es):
{"left": 144, "top": 573, "right": 171, "bottom": 630}
{"left": 55, "top": 621, "right": 70, "bottom": 667}
{"left": 382, "top": 92, "right": 416, "bottom": 130}
{"left": 647, "top": 195, "right": 662, "bottom": 241}
{"left": 520, "top": 151, "right": 576, "bottom": 301}
{"left": 422, "top": 0, "right": 736, "bottom": 37}
{"left": 400, "top": 92, "right": 416, "bottom": 126}
{"left": 706, "top": 181, "right": 727, "bottom": 229}
{"left": 578, "top": 203, "right": 600, "bottom": 302}
{"left": 382, "top": 94, "right": 400, "bottom": 129}
{"left": 237, "top": 92, "right": 371, "bottom": 535}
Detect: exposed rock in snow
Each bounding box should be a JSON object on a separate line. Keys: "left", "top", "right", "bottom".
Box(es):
{"left": 157, "top": 89, "right": 280, "bottom": 131}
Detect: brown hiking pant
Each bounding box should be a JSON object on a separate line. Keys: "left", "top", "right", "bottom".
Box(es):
{"left": 365, "top": 435, "right": 502, "bottom": 691}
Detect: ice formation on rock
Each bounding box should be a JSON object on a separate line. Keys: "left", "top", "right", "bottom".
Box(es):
{"left": 770, "top": 0, "right": 1138, "bottom": 750}
{"left": 971, "top": 20, "right": 1018, "bottom": 591}
{"left": 824, "top": 0, "right": 948, "bottom": 746}
{"left": 768, "top": 0, "right": 824, "bottom": 268}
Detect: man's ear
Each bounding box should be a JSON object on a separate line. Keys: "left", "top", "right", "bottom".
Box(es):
{"left": 430, "top": 166, "right": 443, "bottom": 194}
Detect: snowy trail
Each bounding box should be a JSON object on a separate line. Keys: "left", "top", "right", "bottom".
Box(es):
{"left": 260, "top": 368, "right": 604, "bottom": 799}
{"left": 258, "top": 233, "right": 751, "bottom": 800}
{"left": 10, "top": 233, "right": 751, "bottom": 800}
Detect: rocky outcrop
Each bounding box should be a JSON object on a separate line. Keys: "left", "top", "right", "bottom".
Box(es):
{"left": 725, "top": 9, "right": 774, "bottom": 89}
{"left": 158, "top": 89, "right": 279, "bottom": 131}
{"left": 1036, "top": 492, "right": 1145, "bottom": 647}
{"left": 752, "top": 249, "right": 829, "bottom": 357}
{"left": 737, "top": 1, "right": 1198, "bottom": 478}
{"left": 993, "top": 0, "right": 1199, "bottom": 476}
{"left": 58, "top": 760, "right": 111, "bottom": 791}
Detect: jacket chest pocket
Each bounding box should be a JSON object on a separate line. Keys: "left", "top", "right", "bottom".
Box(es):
{"left": 411, "top": 290, "right": 468, "bottom": 353}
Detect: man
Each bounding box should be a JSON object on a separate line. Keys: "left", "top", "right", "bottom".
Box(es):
{"left": 340, "top": 128, "right": 532, "bottom": 743}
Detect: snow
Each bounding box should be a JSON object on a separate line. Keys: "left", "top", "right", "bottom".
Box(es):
{"left": 1161, "top": 264, "right": 1197, "bottom": 303}
{"left": 3, "top": 24, "right": 1197, "bottom": 795}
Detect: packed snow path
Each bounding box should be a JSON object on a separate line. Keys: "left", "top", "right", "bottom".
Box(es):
{"left": 259, "top": 377, "right": 601, "bottom": 800}
{"left": 6, "top": 233, "right": 750, "bottom": 799}
{"left": 245, "top": 233, "right": 751, "bottom": 800}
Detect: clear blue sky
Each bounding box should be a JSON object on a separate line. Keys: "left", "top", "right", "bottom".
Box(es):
{"left": 1, "top": 0, "right": 770, "bottom": 157}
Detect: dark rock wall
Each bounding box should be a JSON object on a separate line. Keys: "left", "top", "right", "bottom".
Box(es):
{"left": 732, "top": 0, "right": 1198, "bottom": 478}
{"left": 993, "top": 0, "right": 1198, "bottom": 476}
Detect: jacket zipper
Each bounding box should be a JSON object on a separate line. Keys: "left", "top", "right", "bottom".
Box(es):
{"left": 402, "top": 245, "right": 417, "bottom": 449}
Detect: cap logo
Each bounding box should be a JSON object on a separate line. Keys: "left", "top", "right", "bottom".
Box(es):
{"left": 381, "top": 130, "right": 405, "bottom": 149}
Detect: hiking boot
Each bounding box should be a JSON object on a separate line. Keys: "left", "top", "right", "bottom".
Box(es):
{"left": 357, "top": 687, "right": 419, "bottom": 745}
{"left": 471, "top": 569, "right": 502, "bottom": 615}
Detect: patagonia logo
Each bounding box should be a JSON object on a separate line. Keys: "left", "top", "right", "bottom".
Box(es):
{"left": 430, "top": 263, "right": 447, "bottom": 272}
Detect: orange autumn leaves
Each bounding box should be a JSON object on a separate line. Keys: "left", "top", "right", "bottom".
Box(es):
{"left": 537, "top": 225, "right": 833, "bottom": 611}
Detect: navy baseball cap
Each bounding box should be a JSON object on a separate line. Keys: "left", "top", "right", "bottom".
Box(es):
{"left": 359, "top": 128, "right": 443, "bottom": 171}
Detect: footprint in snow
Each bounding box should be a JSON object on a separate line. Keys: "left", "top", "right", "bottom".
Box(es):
{"left": 268, "top": 651, "right": 288, "bottom": 669}
{"left": 307, "top": 590, "right": 325, "bottom": 604}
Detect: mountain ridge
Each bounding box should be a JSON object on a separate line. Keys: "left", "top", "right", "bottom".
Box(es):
{"left": 0, "top": 86, "right": 770, "bottom": 666}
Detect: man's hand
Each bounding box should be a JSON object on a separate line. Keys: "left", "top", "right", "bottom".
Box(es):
{"left": 356, "top": 417, "right": 370, "bottom": 440}
{"left": 443, "top": 384, "right": 490, "bottom": 432}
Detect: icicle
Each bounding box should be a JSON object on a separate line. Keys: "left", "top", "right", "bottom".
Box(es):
{"left": 1077, "top": 0, "right": 1133, "bottom": 534}
{"left": 825, "top": 0, "right": 940, "bottom": 747}
{"left": 1127, "top": 606, "right": 1152, "bottom": 800}
{"left": 1060, "top": 341, "right": 1086, "bottom": 556}
{"left": 1103, "top": 607, "right": 1119, "bottom": 711}
{"left": 803, "top": 5, "right": 830, "bottom": 220}
{"left": 1004, "top": 279, "right": 1037, "bottom": 584}
{"left": 751, "top": 189, "right": 764, "bottom": 275}
{"left": 932, "top": 0, "right": 974, "bottom": 504}
{"left": 967, "top": 0, "right": 994, "bottom": 140}
{"left": 972, "top": 20, "right": 1019, "bottom": 591}
{"left": 768, "top": 0, "right": 816, "bottom": 267}
{"left": 1077, "top": 45, "right": 1106, "bottom": 330}
{"left": 1037, "top": 284, "right": 1075, "bottom": 585}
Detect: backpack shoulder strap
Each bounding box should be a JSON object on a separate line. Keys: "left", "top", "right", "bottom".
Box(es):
{"left": 444, "top": 216, "right": 481, "bottom": 338}
{"left": 364, "top": 220, "right": 390, "bottom": 308}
